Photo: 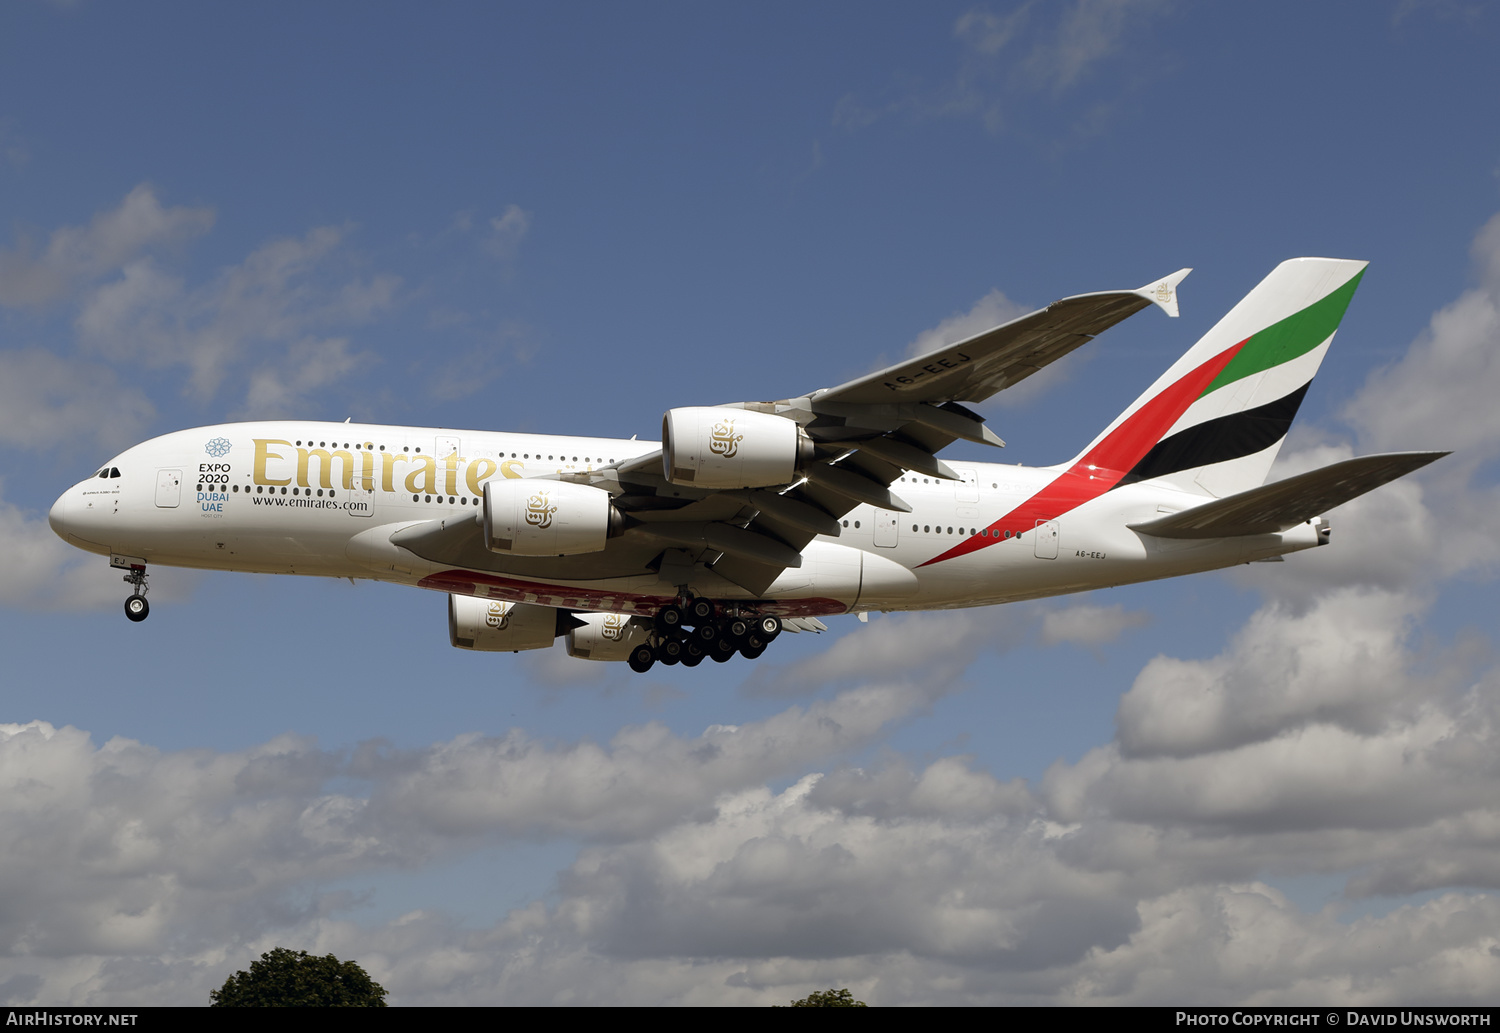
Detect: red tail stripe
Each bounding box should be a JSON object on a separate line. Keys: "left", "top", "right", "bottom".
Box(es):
{"left": 918, "top": 339, "right": 1246, "bottom": 567}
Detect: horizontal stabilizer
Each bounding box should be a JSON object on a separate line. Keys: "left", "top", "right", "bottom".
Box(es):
{"left": 1130, "top": 451, "right": 1448, "bottom": 539}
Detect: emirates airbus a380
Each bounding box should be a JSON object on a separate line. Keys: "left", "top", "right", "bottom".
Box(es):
{"left": 49, "top": 258, "right": 1443, "bottom": 672}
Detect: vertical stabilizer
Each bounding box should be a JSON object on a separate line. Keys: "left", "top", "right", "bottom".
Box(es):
{"left": 1069, "top": 257, "right": 1367, "bottom": 497}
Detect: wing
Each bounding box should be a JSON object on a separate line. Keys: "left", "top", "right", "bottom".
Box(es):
{"left": 392, "top": 271, "right": 1190, "bottom": 597}
{"left": 815, "top": 268, "right": 1190, "bottom": 407}
{"left": 689, "top": 270, "right": 1192, "bottom": 592}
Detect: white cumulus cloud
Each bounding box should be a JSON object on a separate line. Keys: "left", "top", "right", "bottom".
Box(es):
{"left": 73, "top": 225, "right": 398, "bottom": 407}
{"left": 0, "top": 185, "right": 213, "bottom": 309}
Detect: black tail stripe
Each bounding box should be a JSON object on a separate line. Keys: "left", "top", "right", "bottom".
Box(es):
{"left": 1117, "top": 382, "right": 1310, "bottom": 487}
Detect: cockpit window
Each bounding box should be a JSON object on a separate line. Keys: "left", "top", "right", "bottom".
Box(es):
{"left": 97, "top": 470, "right": 108, "bottom": 479}
{"left": 110, "top": 468, "right": 121, "bottom": 478}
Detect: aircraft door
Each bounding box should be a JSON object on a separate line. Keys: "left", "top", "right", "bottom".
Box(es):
{"left": 956, "top": 469, "right": 980, "bottom": 503}
{"left": 343, "top": 486, "right": 375, "bottom": 518}
{"left": 873, "top": 508, "right": 899, "bottom": 548}
{"left": 1034, "top": 519, "right": 1059, "bottom": 559}
{"left": 154, "top": 469, "right": 182, "bottom": 508}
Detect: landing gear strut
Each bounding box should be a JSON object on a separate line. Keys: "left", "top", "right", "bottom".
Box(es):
{"left": 122, "top": 564, "right": 150, "bottom": 623}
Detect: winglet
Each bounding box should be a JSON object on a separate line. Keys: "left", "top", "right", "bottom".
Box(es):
{"left": 1134, "top": 268, "right": 1192, "bottom": 318}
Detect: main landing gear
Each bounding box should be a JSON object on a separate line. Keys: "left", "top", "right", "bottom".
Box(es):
{"left": 122, "top": 564, "right": 150, "bottom": 623}
{"left": 628, "top": 598, "right": 783, "bottom": 674}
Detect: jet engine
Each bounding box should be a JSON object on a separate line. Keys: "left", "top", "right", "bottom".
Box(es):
{"left": 661, "top": 406, "right": 813, "bottom": 489}
{"left": 483, "top": 479, "right": 623, "bottom": 556}
{"left": 565, "top": 611, "right": 651, "bottom": 661}
{"left": 448, "top": 595, "right": 561, "bottom": 652}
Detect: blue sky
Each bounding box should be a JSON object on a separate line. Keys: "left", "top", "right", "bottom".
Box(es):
{"left": 3, "top": 0, "right": 1500, "bottom": 1006}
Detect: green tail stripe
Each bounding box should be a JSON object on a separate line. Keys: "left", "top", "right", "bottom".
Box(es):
{"left": 1199, "top": 267, "right": 1365, "bottom": 398}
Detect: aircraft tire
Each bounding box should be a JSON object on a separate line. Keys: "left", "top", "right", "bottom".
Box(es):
{"left": 682, "top": 652, "right": 704, "bottom": 668}
{"left": 688, "top": 597, "right": 716, "bottom": 624}
{"left": 726, "top": 618, "right": 750, "bottom": 640}
{"left": 660, "top": 638, "right": 684, "bottom": 661}
{"left": 756, "top": 616, "right": 781, "bottom": 640}
{"left": 628, "top": 645, "right": 655, "bottom": 673}
{"left": 740, "top": 643, "right": 765, "bottom": 660}
{"left": 694, "top": 624, "right": 718, "bottom": 643}
{"left": 654, "top": 605, "right": 685, "bottom": 634}
{"left": 711, "top": 644, "right": 735, "bottom": 663}
{"left": 124, "top": 595, "right": 149, "bottom": 622}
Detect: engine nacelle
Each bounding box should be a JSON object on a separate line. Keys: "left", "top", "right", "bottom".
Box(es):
{"left": 565, "top": 611, "right": 652, "bottom": 662}
{"left": 483, "top": 479, "right": 622, "bottom": 556}
{"left": 661, "top": 406, "right": 812, "bottom": 489}
{"left": 448, "top": 595, "right": 559, "bottom": 652}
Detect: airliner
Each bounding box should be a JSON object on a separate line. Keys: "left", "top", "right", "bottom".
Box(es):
{"left": 49, "top": 258, "right": 1443, "bottom": 672}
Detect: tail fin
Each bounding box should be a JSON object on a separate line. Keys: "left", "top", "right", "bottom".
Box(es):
{"left": 1069, "top": 258, "right": 1367, "bottom": 498}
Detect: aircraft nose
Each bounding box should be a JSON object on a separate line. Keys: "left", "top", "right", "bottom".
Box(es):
{"left": 49, "top": 484, "right": 107, "bottom": 549}
{"left": 48, "top": 489, "right": 73, "bottom": 540}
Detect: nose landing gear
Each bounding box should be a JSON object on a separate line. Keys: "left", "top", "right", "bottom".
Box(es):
{"left": 122, "top": 564, "right": 150, "bottom": 623}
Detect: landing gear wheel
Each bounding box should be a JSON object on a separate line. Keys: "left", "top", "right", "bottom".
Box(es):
{"left": 660, "top": 638, "right": 685, "bottom": 662}
{"left": 654, "top": 605, "right": 686, "bottom": 634}
{"left": 739, "top": 643, "right": 765, "bottom": 660}
{"left": 694, "top": 624, "right": 719, "bottom": 644}
{"left": 711, "top": 642, "right": 736, "bottom": 663}
{"left": 628, "top": 645, "right": 656, "bottom": 673}
{"left": 685, "top": 640, "right": 706, "bottom": 661}
{"left": 689, "top": 597, "right": 716, "bottom": 624}
{"left": 756, "top": 616, "right": 781, "bottom": 640}
{"left": 726, "top": 617, "right": 750, "bottom": 640}
{"left": 121, "top": 564, "right": 150, "bottom": 623}
{"left": 682, "top": 651, "right": 704, "bottom": 668}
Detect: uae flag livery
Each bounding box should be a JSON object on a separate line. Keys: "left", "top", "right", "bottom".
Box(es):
{"left": 923, "top": 259, "right": 1367, "bottom": 567}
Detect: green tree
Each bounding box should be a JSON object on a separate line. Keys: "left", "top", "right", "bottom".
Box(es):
{"left": 209, "top": 947, "right": 388, "bottom": 1007}
{"left": 785, "top": 988, "right": 867, "bottom": 1007}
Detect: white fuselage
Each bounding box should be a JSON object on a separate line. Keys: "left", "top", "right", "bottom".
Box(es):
{"left": 49, "top": 420, "right": 1323, "bottom": 619}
